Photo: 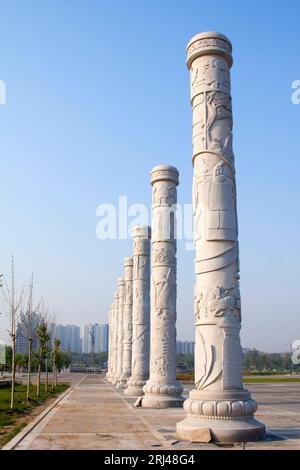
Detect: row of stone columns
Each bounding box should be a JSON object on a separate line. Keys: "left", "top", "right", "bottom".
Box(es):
{"left": 105, "top": 31, "right": 265, "bottom": 442}
{"left": 106, "top": 165, "right": 182, "bottom": 409}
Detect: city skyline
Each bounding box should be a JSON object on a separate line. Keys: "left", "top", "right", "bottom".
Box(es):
{"left": 0, "top": 1, "right": 299, "bottom": 353}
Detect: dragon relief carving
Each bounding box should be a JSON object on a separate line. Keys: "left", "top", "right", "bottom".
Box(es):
{"left": 195, "top": 285, "right": 241, "bottom": 323}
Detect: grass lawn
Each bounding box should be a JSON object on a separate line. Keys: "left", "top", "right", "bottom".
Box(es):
{"left": 243, "top": 377, "right": 300, "bottom": 383}
{"left": 0, "top": 382, "right": 69, "bottom": 448}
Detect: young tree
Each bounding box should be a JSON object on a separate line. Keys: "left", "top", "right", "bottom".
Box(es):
{"left": 0, "top": 256, "right": 24, "bottom": 409}
{"left": 56, "top": 351, "right": 71, "bottom": 370}
{"left": 36, "top": 323, "right": 50, "bottom": 396}
{"left": 15, "top": 353, "right": 27, "bottom": 374}
{"left": 19, "top": 274, "right": 42, "bottom": 400}
{"left": 51, "top": 338, "right": 60, "bottom": 390}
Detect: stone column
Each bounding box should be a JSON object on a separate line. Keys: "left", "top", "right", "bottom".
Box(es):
{"left": 124, "top": 226, "right": 151, "bottom": 396}
{"left": 176, "top": 32, "right": 265, "bottom": 443}
{"left": 142, "top": 165, "right": 184, "bottom": 408}
{"left": 115, "top": 278, "right": 125, "bottom": 388}
{"left": 119, "top": 257, "right": 133, "bottom": 387}
{"left": 105, "top": 307, "right": 113, "bottom": 382}
{"left": 110, "top": 292, "right": 119, "bottom": 384}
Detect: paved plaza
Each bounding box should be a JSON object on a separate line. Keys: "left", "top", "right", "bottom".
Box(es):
{"left": 3, "top": 374, "right": 300, "bottom": 450}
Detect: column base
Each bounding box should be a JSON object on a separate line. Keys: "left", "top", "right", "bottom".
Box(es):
{"left": 176, "top": 416, "right": 265, "bottom": 443}
{"left": 142, "top": 381, "right": 184, "bottom": 408}
{"left": 142, "top": 394, "right": 184, "bottom": 408}
{"left": 116, "top": 381, "right": 127, "bottom": 389}
{"left": 124, "top": 379, "right": 146, "bottom": 396}
{"left": 116, "top": 373, "right": 130, "bottom": 389}
{"left": 176, "top": 389, "right": 265, "bottom": 443}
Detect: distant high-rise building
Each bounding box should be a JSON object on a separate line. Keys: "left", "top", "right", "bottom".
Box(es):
{"left": 176, "top": 340, "right": 195, "bottom": 355}
{"left": 53, "top": 324, "right": 81, "bottom": 353}
{"left": 100, "top": 323, "right": 109, "bottom": 352}
{"left": 82, "top": 323, "right": 109, "bottom": 354}
{"left": 82, "top": 324, "right": 90, "bottom": 354}
{"left": 94, "top": 324, "right": 101, "bottom": 353}
{"left": 176, "top": 341, "right": 183, "bottom": 355}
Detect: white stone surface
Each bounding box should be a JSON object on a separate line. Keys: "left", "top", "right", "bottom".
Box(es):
{"left": 124, "top": 226, "right": 151, "bottom": 396}
{"left": 110, "top": 292, "right": 119, "bottom": 384}
{"left": 120, "top": 257, "right": 133, "bottom": 386}
{"left": 115, "top": 278, "right": 125, "bottom": 388}
{"left": 105, "top": 307, "right": 113, "bottom": 382}
{"left": 142, "top": 165, "right": 184, "bottom": 408}
{"left": 176, "top": 31, "right": 265, "bottom": 443}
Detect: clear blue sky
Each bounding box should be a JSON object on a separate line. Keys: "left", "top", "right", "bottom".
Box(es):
{"left": 0, "top": 0, "right": 299, "bottom": 352}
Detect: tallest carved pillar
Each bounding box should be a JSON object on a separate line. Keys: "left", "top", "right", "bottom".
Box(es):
{"left": 176, "top": 32, "right": 265, "bottom": 443}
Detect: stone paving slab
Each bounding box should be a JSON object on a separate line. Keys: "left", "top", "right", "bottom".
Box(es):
{"left": 6, "top": 374, "right": 300, "bottom": 450}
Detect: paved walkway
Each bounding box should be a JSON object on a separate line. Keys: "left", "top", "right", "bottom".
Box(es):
{"left": 4, "top": 375, "right": 300, "bottom": 450}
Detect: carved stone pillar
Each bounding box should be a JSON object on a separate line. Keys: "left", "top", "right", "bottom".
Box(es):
{"left": 119, "top": 257, "right": 133, "bottom": 387}
{"left": 124, "top": 226, "right": 151, "bottom": 396}
{"left": 116, "top": 278, "right": 125, "bottom": 388}
{"left": 176, "top": 32, "right": 265, "bottom": 442}
{"left": 110, "top": 292, "right": 119, "bottom": 384}
{"left": 142, "top": 165, "right": 184, "bottom": 408}
{"left": 105, "top": 307, "right": 113, "bottom": 382}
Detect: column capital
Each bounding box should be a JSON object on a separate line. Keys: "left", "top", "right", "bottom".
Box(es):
{"left": 117, "top": 277, "right": 125, "bottom": 286}
{"left": 124, "top": 256, "right": 133, "bottom": 267}
{"left": 150, "top": 165, "right": 179, "bottom": 186}
{"left": 186, "top": 31, "right": 232, "bottom": 70}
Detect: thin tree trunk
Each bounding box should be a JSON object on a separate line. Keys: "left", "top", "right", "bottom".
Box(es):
{"left": 52, "top": 360, "right": 55, "bottom": 390}
{"left": 45, "top": 357, "right": 48, "bottom": 393}
{"left": 27, "top": 339, "right": 32, "bottom": 400}
{"left": 37, "top": 363, "right": 41, "bottom": 396}
{"left": 10, "top": 336, "right": 16, "bottom": 409}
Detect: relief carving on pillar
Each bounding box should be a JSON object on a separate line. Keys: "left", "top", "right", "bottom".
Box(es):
{"left": 187, "top": 37, "right": 232, "bottom": 62}
{"left": 194, "top": 281, "right": 241, "bottom": 391}
{"left": 183, "top": 396, "right": 257, "bottom": 420}
{"left": 133, "top": 254, "right": 150, "bottom": 280}
{"left": 125, "top": 279, "right": 133, "bottom": 305}
{"left": 195, "top": 285, "right": 241, "bottom": 324}
{"left": 192, "top": 93, "right": 233, "bottom": 157}
{"left": 133, "top": 280, "right": 150, "bottom": 316}
{"left": 131, "top": 322, "right": 150, "bottom": 377}
{"left": 153, "top": 243, "right": 176, "bottom": 265}
{"left": 152, "top": 268, "right": 176, "bottom": 313}
{"left": 150, "top": 327, "right": 171, "bottom": 376}
{"left": 194, "top": 329, "right": 222, "bottom": 390}
{"left": 191, "top": 57, "right": 230, "bottom": 96}
{"left": 153, "top": 183, "right": 177, "bottom": 206}
{"left": 192, "top": 159, "right": 237, "bottom": 244}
